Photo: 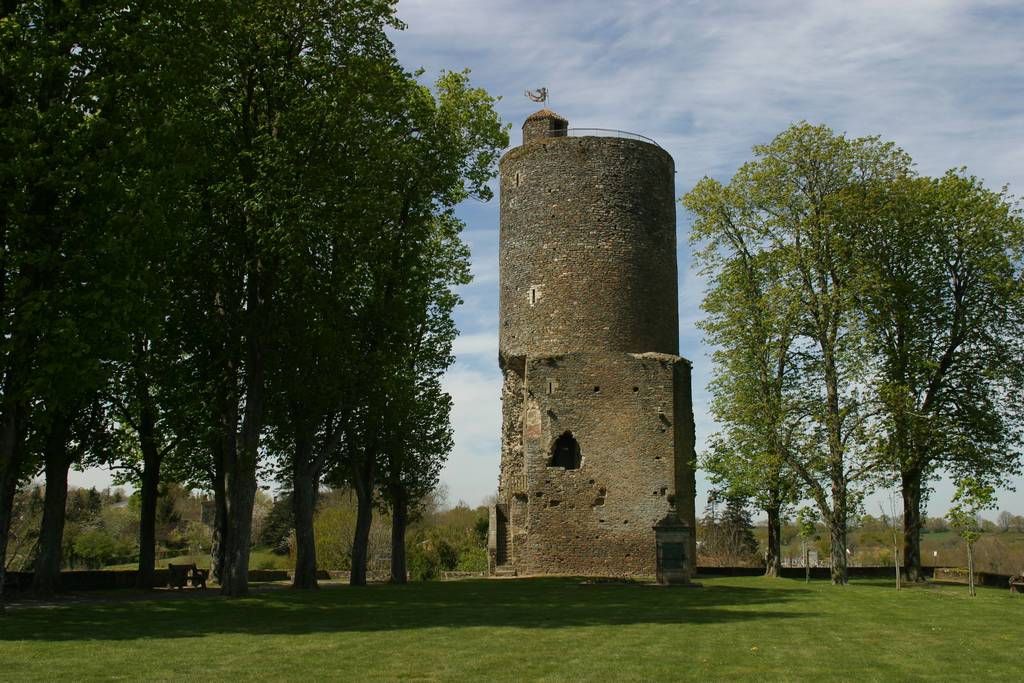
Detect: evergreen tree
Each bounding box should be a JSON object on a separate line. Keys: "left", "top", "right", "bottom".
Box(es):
{"left": 721, "top": 495, "right": 760, "bottom": 562}
{"left": 700, "top": 490, "right": 759, "bottom": 565}
{"left": 259, "top": 494, "right": 295, "bottom": 556}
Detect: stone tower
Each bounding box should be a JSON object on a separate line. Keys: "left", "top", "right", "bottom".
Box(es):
{"left": 488, "top": 109, "right": 697, "bottom": 577}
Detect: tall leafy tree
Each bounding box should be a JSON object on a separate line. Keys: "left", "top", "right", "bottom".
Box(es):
{"left": 0, "top": 0, "right": 165, "bottom": 598}
{"left": 377, "top": 212, "right": 470, "bottom": 584}
{"left": 858, "top": 172, "right": 1024, "bottom": 581}
{"left": 104, "top": 326, "right": 207, "bottom": 589}
{"left": 689, "top": 204, "right": 803, "bottom": 576}
{"left": 260, "top": 36, "right": 424, "bottom": 591}
{"left": 167, "top": 0, "right": 407, "bottom": 597}
{"left": 97, "top": 1, "right": 216, "bottom": 591}
{"left": 337, "top": 71, "right": 506, "bottom": 586}
{"left": 686, "top": 123, "right": 912, "bottom": 583}
{"left": 380, "top": 378, "right": 453, "bottom": 584}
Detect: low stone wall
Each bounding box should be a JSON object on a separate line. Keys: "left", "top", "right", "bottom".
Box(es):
{"left": 3, "top": 570, "right": 173, "bottom": 594}
{"left": 248, "top": 570, "right": 290, "bottom": 582}
{"left": 698, "top": 565, "right": 1018, "bottom": 587}
{"left": 5, "top": 566, "right": 1014, "bottom": 595}
{"left": 933, "top": 567, "right": 1013, "bottom": 588}
{"left": 440, "top": 571, "right": 487, "bottom": 580}
{"left": 694, "top": 566, "right": 765, "bottom": 578}
{"left": 2, "top": 568, "right": 295, "bottom": 595}
{"left": 317, "top": 569, "right": 386, "bottom": 582}
{"left": 697, "top": 566, "right": 938, "bottom": 580}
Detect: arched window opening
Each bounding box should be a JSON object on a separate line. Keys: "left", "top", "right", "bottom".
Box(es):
{"left": 550, "top": 431, "right": 581, "bottom": 469}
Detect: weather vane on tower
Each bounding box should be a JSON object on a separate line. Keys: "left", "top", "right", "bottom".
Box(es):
{"left": 525, "top": 87, "right": 548, "bottom": 106}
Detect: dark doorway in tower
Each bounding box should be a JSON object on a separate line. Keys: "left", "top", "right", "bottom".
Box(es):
{"left": 550, "top": 431, "right": 582, "bottom": 469}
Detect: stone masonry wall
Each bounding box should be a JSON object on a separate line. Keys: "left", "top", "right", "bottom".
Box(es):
{"left": 498, "top": 136, "right": 678, "bottom": 360}
{"left": 512, "top": 352, "right": 688, "bottom": 576}
{"left": 521, "top": 109, "right": 567, "bottom": 144}
{"left": 498, "top": 357, "right": 526, "bottom": 502}
{"left": 672, "top": 357, "right": 699, "bottom": 565}
{"left": 498, "top": 357, "right": 529, "bottom": 564}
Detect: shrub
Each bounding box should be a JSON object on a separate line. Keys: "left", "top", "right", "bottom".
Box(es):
{"left": 74, "top": 529, "right": 135, "bottom": 569}
{"left": 260, "top": 493, "right": 295, "bottom": 555}
{"left": 456, "top": 545, "right": 488, "bottom": 572}
{"left": 309, "top": 492, "right": 392, "bottom": 570}
{"left": 408, "top": 540, "right": 440, "bottom": 581}
{"left": 473, "top": 511, "right": 489, "bottom": 546}
{"left": 435, "top": 538, "right": 460, "bottom": 571}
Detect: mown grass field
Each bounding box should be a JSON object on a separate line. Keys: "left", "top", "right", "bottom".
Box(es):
{"left": 1, "top": 576, "right": 1020, "bottom": 681}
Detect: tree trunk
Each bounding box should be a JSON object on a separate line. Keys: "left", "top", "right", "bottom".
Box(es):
{"left": 351, "top": 485, "right": 373, "bottom": 586}
{"left": 135, "top": 413, "right": 162, "bottom": 589}
{"left": 33, "top": 414, "right": 72, "bottom": 596}
{"left": 0, "top": 361, "right": 30, "bottom": 615}
{"left": 828, "top": 494, "right": 848, "bottom": 585}
{"left": 209, "top": 440, "right": 228, "bottom": 585}
{"left": 219, "top": 379, "right": 262, "bottom": 597}
{"left": 220, "top": 456, "right": 257, "bottom": 597}
{"left": 804, "top": 543, "right": 810, "bottom": 583}
{"left": 348, "top": 438, "right": 376, "bottom": 587}
{"left": 900, "top": 465, "right": 925, "bottom": 583}
{"left": 0, "top": 461, "right": 21, "bottom": 615}
{"left": 135, "top": 451, "right": 161, "bottom": 589}
{"left": 133, "top": 341, "right": 164, "bottom": 590}
{"left": 390, "top": 492, "right": 408, "bottom": 584}
{"left": 0, "top": 205, "right": 12, "bottom": 616}
{"left": 765, "top": 503, "right": 782, "bottom": 577}
{"left": 821, "top": 328, "right": 849, "bottom": 586}
{"left": 967, "top": 542, "right": 975, "bottom": 597}
{"left": 292, "top": 456, "right": 319, "bottom": 590}
{"left": 218, "top": 253, "right": 268, "bottom": 598}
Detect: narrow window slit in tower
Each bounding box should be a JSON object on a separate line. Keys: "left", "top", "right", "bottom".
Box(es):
{"left": 530, "top": 287, "right": 537, "bottom": 305}
{"left": 547, "top": 381, "right": 553, "bottom": 395}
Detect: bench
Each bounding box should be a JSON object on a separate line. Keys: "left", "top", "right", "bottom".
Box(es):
{"left": 1011, "top": 575, "right": 1024, "bottom": 594}
{"left": 168, "top": 563, "right": 209, "bottom": 590}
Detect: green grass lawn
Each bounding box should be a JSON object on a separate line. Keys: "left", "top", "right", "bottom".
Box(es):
{"left": 1, "top": 576, "right": 1020, "bottom": 681}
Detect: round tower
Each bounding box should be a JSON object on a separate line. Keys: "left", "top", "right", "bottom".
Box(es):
{"left": 498, "top": 110, "right": 678, "bottom": 364}
{"left": 490, "top": 108, "right": 695, "bottom": 580}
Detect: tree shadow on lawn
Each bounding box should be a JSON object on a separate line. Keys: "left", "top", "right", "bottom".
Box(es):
{"left": 3, "top": 577, "right": 812, "bottom": 641}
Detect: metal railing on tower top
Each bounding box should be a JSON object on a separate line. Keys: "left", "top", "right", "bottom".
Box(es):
{"left": 542, "top": 127, "right": 661, "bottom": 148}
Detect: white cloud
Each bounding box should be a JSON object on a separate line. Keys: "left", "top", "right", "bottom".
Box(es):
{"left": 439, "top": 364, "right": 502, "bottom": 506}
{"left": 399, "top": 0, "right": 1024, "bottom": 514}
{"left": 452, "top": 331, "right": 497, "bottom": 358}
{"left": 67, "top": 1, "right": 1024, "bottom": 513}
{"left": 66, "top": 468, "right": 119, "bottom": 492}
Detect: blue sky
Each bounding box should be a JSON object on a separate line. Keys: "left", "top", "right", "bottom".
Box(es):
{"left": 389, "top": 0, "right": 1024, "bottom": 517}
{"left": 72, "top": 0, "right": 1024, "bottom": 517}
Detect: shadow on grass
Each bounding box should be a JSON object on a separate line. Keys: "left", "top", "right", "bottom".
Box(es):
{"left": 3, "top": 577, "right": 812, "bottom": 641}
